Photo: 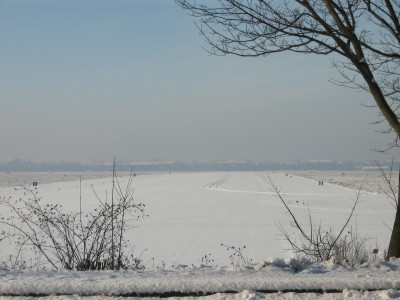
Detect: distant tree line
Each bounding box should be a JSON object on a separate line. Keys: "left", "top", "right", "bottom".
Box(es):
{"left": 0, "top": 159, "right": 397, "bottom": 172}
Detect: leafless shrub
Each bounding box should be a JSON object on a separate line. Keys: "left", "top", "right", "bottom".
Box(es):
{"left": 268, "top": 176, "right": 369, "bottom": 264}
{"left": 333, "top": 226, "right": 370, "bottom": 265}
{"left": 0, "top": 162, "right": 146, "bottom": 271}
{"left": 200, "top": 253, "right": 214, "bottom": 267}
{"left": 221, "top": 244, "right": 252, "bottom": 270}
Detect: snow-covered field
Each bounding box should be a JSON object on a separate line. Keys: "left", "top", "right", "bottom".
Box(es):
{"left": 292, "top": 171, "right": 397, "bottom": 195}
{"left": 0, "top": 172, "right": 117, "bottom": 188}
{"left": 0, "top": 171, "right": 398, "bottom": 299}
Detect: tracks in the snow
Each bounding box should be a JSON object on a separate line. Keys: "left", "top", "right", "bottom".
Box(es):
{"left": 204, "top": 174, "right": 230, "bottom": 189}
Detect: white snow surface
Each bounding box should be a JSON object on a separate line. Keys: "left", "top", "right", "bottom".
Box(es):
{"left": 0, "top": 171, "right": 399, "bottom": 299}
{"left": 2, "top": 260, "right": 400, "bottom": 299}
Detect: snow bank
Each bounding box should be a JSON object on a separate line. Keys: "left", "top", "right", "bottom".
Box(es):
{"left": 1, "top": 259, "right": 400, "bottom": 297}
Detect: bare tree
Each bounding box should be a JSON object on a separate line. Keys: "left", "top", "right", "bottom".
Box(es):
{"left": 176, "top": 0, "right": 400, "bottom": 257}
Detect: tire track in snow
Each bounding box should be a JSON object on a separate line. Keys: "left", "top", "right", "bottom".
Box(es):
{"left": 203, "top": 175, "right": 230, "bottom": 189}
{"left": 203, "top": 173, "right": 336, "bottom": 196}
{"left": 206, "top": 187, "right": 337, "bottom": 197}
{"left": 203, "top": 173, "right": 391, "bottom": 215}
{"left": 208, "top": 187, "right": 390, "bottom": 214}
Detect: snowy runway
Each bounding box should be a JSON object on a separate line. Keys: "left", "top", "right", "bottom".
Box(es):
{"left": 0, "top": 172, "right": 393, "bottom": 266}
{"left": 0, "top": 171, "right": 399, "bottom": 299}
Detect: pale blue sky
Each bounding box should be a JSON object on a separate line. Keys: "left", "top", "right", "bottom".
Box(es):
{"left": 0, "top": 0, "right": 394, "bottom": 163}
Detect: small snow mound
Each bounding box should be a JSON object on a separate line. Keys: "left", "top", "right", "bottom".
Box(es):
{"left": 342, "top": 288, "right": 355, "bottom": 297}
{"left": 322, "top": 257, "right": 340, "bottom": 270}
{"left": 240, "top": 290, "right": 262, "bottom": 300}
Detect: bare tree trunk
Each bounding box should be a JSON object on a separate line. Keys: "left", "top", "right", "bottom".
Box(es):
{"left": 387, "top": 171, "right": 400, "bottom": 258}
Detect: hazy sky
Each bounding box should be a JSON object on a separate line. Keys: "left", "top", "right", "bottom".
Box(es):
{"left": 0, "top": 0, "right": 396, "bottom": 163}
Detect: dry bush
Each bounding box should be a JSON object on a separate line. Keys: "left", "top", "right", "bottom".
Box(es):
{"left": 268, "top": 176, "right": 370, "bottom": 265}
{"left": 0, "top": 164, "right": 146, "bottom": 271}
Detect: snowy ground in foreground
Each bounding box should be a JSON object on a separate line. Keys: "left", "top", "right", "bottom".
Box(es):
{"left": 2, "top": 258, "right": 400, "bottom": 299}
{"left": 0, "top": 171, "right": 398, "bottom": 299}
